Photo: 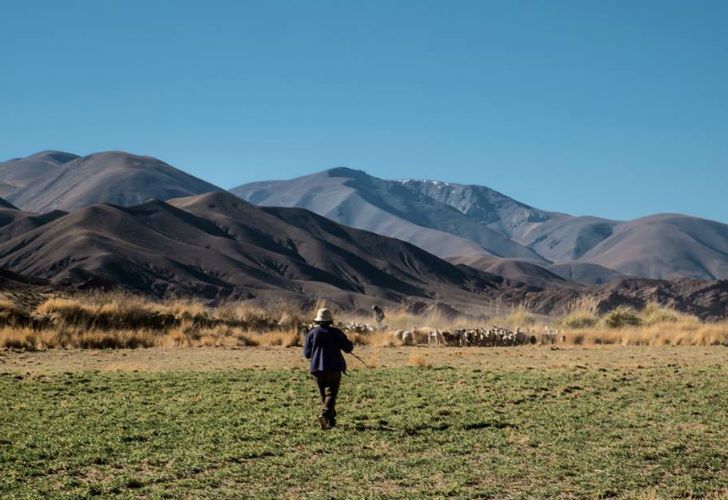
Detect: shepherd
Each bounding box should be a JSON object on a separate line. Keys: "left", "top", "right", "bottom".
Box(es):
{"left": 371, "top": 304, "right": 385, "bottom": 325}
{"left": 303, "top": 308, "right": 354, "bottom": 429}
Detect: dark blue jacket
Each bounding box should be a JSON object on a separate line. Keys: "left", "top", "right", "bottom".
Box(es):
{"left": 303, "top": 325, "right": 354, "bottom": 373}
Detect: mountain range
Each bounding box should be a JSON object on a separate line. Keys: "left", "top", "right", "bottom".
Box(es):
{"left": 0, "top": 187, "right": 503, "bottom": 310}
{"left": 0, "top": 150, "right": 726, "bottom": 317}
{"left": 232, "top": 168, "right": 728, "bottom": 283}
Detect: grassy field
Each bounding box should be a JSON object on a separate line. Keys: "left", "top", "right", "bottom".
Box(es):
{"left": 1, "top": 347, "right": 726, "bottom": 498}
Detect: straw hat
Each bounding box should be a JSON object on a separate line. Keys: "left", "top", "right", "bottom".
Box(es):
{"left": 314, "top": 308, "right": 334, "bottom": 323}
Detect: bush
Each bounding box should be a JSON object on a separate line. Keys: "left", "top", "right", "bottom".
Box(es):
{"left": 560, "top": 312, "right": 599, "bottom": 329}
{"left": 603, "top": 306, "right": 642, "bottom": 328}
{"left": 640, "top": 302, "right": 681, "bottom": 326}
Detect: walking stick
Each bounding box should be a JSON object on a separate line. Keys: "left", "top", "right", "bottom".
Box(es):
{"left": 349, "top": 352, "right": 370, "bottom": 368}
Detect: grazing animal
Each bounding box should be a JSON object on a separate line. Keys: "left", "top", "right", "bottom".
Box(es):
{"left": 428, "top": 329, "right": 444, "bottom": 346}
{"left": 401, "top": 330, "right": 414, "bottom": 346}
{"left": 542, "top": 326, "right": 559, "bottom": 345}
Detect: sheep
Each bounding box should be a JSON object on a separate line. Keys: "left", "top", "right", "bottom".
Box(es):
{"left": 428, "top": 329, "right": 444, "bottom": 346}
{"left": 440, "top": 330, "right": 457, "bottom": 346}
{"left": 514, "top": 327, "right": 530, "bottom": 346}
{"left": 401, "top": 330, "right": 414, "bottom": 346}
{"left": 541, "top": 327, "right": 559, "bottom": 345}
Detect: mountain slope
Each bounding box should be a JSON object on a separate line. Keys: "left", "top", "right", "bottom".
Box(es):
{"left": 547, "top": 262, "right": 626, "bottom": 285}
{"left": 0, "top": 150, "right": 78, "bottom": 197}
{"left": 232, "top": 168, "right": 546, "bottom": 263}
{"left": 578, "top": 214, "right": 728, "bottom": 280}
{"left": 447, "top": 254, "right": 574, "bottom": 290}
{"left": 6, "top": 151, "right": 222, "bottom": 212}
{"left": 233, "top": 169, "right": 728, "bottom": 280}
{"left": 0, "top": 191, "right": 498, "bottom": 306}
{"left": 392, "top": 179, "right": 555, "bottom": 242}
{"left": 5, "top": 151, "right": 726, "bottom": 282}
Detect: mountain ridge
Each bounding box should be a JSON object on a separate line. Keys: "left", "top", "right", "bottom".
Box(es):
{"left": 3, "top": 150, "right": 726, "bottom": 285}
{"left": 1, "top": 151, "right": 222, "bottom": 212}
{"left": 233, "top": 167, "right": 728, "bottom": 281}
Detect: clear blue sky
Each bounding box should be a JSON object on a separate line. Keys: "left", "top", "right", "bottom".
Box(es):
{"left": 1, "top": 0, "right": 726, "bottom": 221}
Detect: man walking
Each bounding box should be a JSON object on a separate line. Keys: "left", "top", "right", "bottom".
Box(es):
{"left": 303, "top": 308, "right": 354, "bottom": 429}
{"left": 371, "top": 304, "right": 385, "bottom": 326}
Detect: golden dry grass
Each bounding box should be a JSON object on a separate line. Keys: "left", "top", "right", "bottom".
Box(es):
{"left": 563, "top": 320, "right": 728, "bottom": 346}
{"left": 407, "top": 352, "right": 433, "bottom": 368}
{"left": 0, "top": 293, "right": 725, "bottom": 349}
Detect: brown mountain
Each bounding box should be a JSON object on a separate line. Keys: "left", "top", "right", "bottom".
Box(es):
{"left": 4, "top": 151, "right": 221, "bottom": 213}
{"left": 0, "top": 191, "right": 499, "bottom": 309}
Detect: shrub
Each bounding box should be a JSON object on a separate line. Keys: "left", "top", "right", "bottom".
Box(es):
{"left": 640, "top": 302, "right": 682, "bottom": 326}
{"left": 560, "top": 297, "right": 599, "bottom": 329}
{"left": 603, "top": 306, "right": 642, "bottom": 328}
{"left": 560, "top": 311, "right": 599, "bottom": 329}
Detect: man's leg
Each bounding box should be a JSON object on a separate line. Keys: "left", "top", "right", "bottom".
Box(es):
{"left": 321, "top": 371, "right": 342, "bottom": 427}
{"left": 313, "top": 373, "right": 331, "bottom": 429}
{"left": 314, "top": 373, "right": 326, "bottom": 404}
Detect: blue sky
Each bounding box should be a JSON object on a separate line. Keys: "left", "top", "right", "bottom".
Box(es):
{"left": 1, "top": 0, "right": 726, "bottom": 221}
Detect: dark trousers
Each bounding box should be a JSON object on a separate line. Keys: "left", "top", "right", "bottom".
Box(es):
{"left": 313, "top": 370, "right": 342, "bottom": 419}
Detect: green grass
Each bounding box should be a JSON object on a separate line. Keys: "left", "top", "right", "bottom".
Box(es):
{"left": 1, "top": 365, "right": 726, "bottom": 498}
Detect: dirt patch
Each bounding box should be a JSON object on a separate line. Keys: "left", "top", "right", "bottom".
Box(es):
{"left": 0, "top": 345, "right": 725, "bottom": 374}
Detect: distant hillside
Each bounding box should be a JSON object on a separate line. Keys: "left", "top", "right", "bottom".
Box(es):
{"left": 0, "top": 191, "right": 499, "bottom": 308}
{"left": 0, "top": 150, "right": 78, "bottom": 197}
{"left": 4, "top": 151, "right": 221, "bottom": 212}
{"left": 233, "top": 168, "right": 728, "bottom": 281}
{"left": 233, "top": 168, "right": 546, "bottom": 263}
{"left": 4, "top": 150, "right": 727, "bottom": 283}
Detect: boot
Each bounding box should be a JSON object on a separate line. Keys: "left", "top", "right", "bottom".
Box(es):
{"left": 318, "top": 414, "right": 331, "bottom": 430}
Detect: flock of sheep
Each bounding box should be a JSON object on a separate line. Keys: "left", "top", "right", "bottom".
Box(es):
{"left": 308, "top": 321, "right": 562, "bottom": 347}
{"left": 389, "top": 326, "right": 561, "bottom": 347}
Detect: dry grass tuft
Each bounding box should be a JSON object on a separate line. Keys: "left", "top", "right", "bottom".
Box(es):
{"left": 640, "top": 302, "right": 684, "bottom": 325}
{"left": 559, "top": 296, "right": 599, "bottom": 329}
{"left": 561, "top": 320, "right": 728, "bottom": 346}
{"left": 501, "top": 306, "right": 538, "bottom": 329}
{"left": 0, "top": 299, "right": 32, "bottom": 327}
{"left": 408, "top": 353, "right": 433, "bottom": 369}
{"left": 34, "top": 296, "right": 175, "bottom": 330}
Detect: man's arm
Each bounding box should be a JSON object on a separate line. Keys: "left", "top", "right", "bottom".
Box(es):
{"left": 303, "top": 331, "right": 313, "bottom": 359}
{"left": 338, "top": 330, "right": 354, "bottom": 353}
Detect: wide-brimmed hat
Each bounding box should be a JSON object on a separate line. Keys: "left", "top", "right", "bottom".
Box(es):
{"left": 314, "top": 308, "right": 334, "bottom": 323}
